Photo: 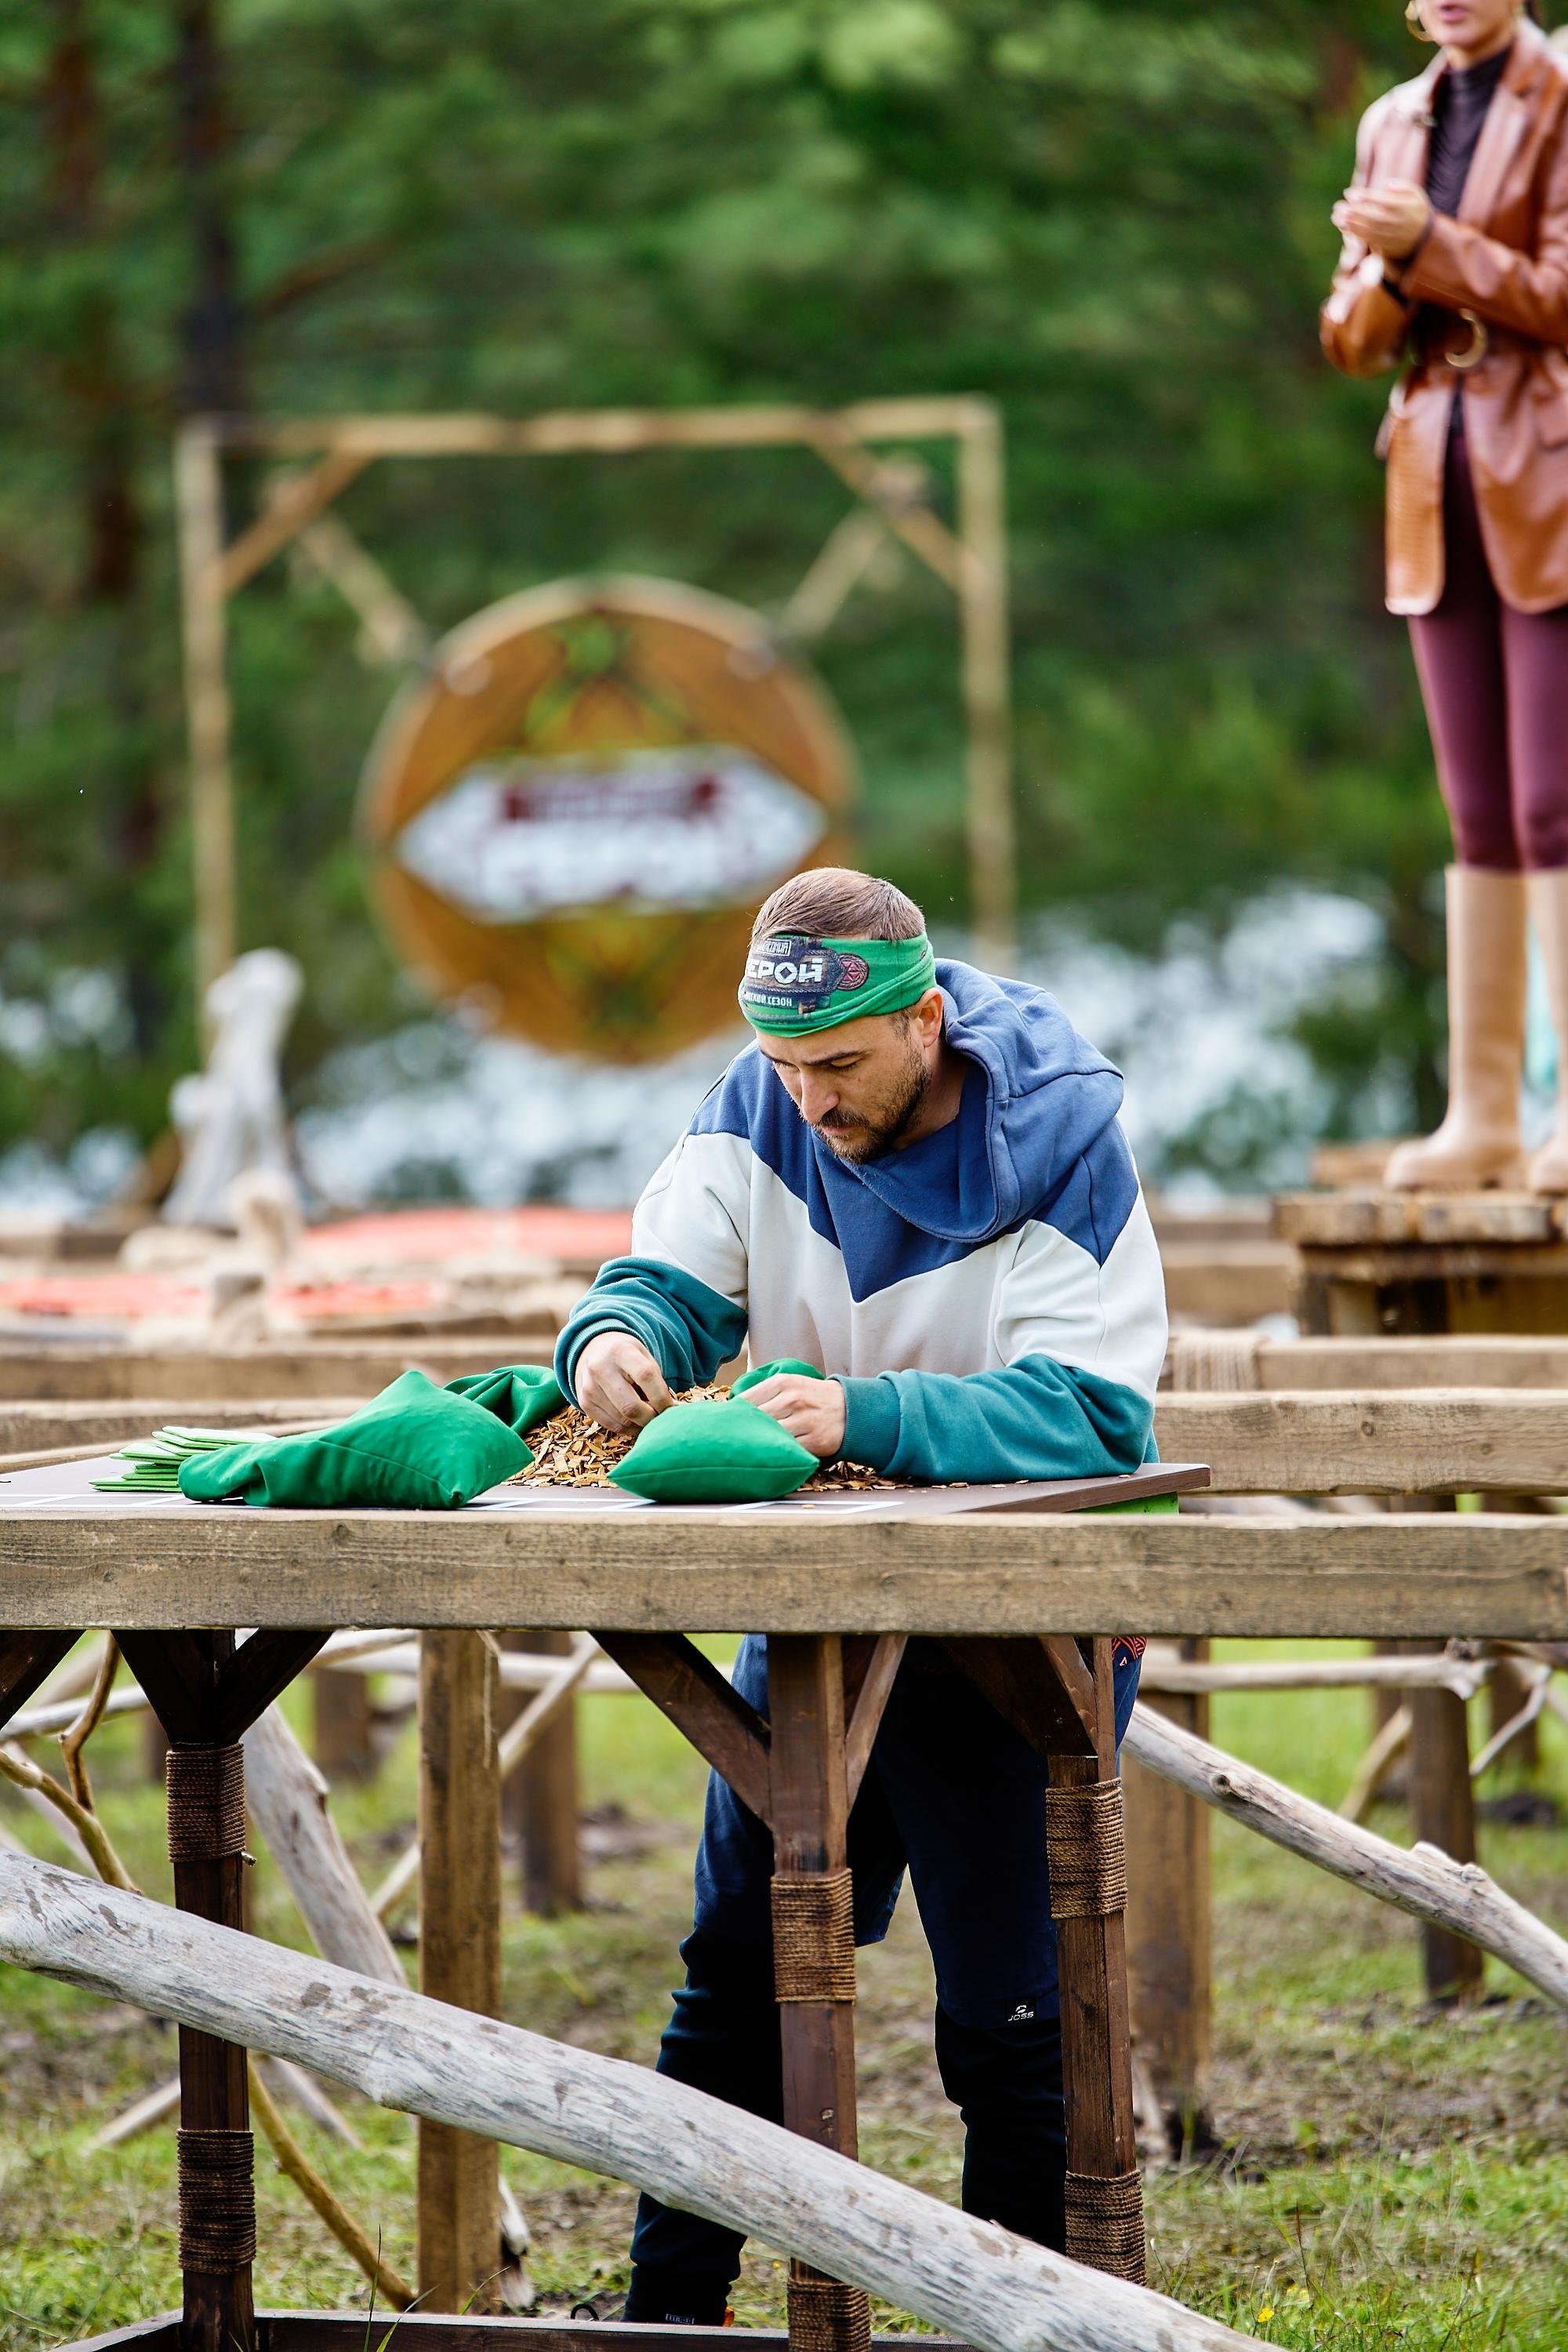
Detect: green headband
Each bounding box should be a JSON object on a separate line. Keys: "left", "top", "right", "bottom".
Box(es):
{"left": 739, "top": 932, "right": 937, "bottom": 1036}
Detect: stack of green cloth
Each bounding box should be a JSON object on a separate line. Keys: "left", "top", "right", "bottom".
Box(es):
{"left": 92, "top": 1428, "right": 256, "bottom": 1494}
{"left": 177, "top": 1364, "right": 563, "bottom": 1511}
{"left": 92, "top": 1363, "right": 566, "bottom": 1512}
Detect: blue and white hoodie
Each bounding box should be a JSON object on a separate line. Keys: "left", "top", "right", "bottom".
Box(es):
{"left": 555, "top": 960, "right": 1167, "bottom": 1484}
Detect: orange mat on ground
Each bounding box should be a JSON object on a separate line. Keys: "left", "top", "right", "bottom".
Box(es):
{"left": 298, "top": 1207, "right": 633, "bottom": 1263}
{"left": 0, "top": 1207, "right": 632, "bottom": 1324}
{"left": 0, "top": 1275, "right": 209, "bottom": 1322}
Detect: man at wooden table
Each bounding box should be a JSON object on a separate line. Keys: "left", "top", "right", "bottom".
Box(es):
{"left": 556, "top": 866, "right": 1167, "bottom": 2324}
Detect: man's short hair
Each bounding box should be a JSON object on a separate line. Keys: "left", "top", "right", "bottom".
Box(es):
{"left": 751, "top": 867, "right": 925, "bottom": 945}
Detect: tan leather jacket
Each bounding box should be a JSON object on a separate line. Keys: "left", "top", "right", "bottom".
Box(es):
{"left": 1321, "top": 20, "right": 1568, "bottom": 615}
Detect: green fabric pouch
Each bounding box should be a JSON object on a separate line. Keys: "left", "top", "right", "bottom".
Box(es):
{"left": 611, "top": 1395, "right": 818, "bottom": 1504}
{"left": 443, "top": 1362, "right": 564, "bottom": 1436}
{"left": 177, "top": 1368, "right": 530, "bottom": 1510}
{"left": 730, "top": 1358, "right": 825, "bottom": 1395}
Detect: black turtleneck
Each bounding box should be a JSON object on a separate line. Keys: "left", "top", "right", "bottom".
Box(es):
{"left": 1426, "top": 44, "right": 1510, "bottom": 220}
{"left": 1420, "top": 43, "right": 1510, "bottom": 434}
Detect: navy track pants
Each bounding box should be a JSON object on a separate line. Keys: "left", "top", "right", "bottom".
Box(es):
{"left": 624, "top": 1635, "right": 1142, "bottom": 2323}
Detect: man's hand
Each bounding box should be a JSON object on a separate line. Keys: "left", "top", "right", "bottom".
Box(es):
{"left": 1332, "top": 180, "right": 1431, "bottom": 263}
{"left": 575, "top": 1331, "right": 673, "bottom": 1434}
{"left": 743, "top": 1373, "right": 847, "bottom": 1461}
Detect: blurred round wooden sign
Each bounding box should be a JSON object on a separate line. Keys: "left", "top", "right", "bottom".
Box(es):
{"left": 359, "top": 576, "right": 855, "bottom": 1062}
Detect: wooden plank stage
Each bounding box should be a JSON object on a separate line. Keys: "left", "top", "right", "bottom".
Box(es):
{"left": 1273, "top": 1189, "right": 1568, "bottom": 1337}
{"left": 1272, "top": 1192, "right": 1568, "bottom": 1249}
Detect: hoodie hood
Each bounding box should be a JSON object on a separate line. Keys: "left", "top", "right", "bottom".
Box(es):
{"left": 822, "top": 958, "right": 1125, "bottom": 1247}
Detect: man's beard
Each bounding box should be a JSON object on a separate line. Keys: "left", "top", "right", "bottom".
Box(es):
{"left": 811, "top": 1039, "right": 929, "bottom": 1163}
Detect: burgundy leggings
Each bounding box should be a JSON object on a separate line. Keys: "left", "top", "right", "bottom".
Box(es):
{"left": 1408, "top": 436, "right": 1568, "bottom": 872}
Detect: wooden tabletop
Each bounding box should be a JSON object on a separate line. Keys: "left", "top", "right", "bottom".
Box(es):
{"left": 0, "top": 1461, "right": 1564, "bottom": 1638}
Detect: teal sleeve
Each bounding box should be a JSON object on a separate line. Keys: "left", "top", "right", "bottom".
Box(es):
{"left": 835, "top": 1353, "right": 1153, "bottom": 1485}
{"left": 554, "top": 1256, "right": 748, "bottom": 1403}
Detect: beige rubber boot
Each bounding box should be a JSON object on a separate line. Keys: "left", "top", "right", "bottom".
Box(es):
{"left": 1526, "top": 868, "right": 1568, "bottom": 1194}
{"left": 1385, "top": 865, "right": 1527, "bottom": 1191}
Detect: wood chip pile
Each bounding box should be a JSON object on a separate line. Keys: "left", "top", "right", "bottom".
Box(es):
{"left": 517, "top": 1390, "right": 896, "bottom": 1493}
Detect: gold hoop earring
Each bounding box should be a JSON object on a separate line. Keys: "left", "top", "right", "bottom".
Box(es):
{"left": 1405, "top": 0, "right": 1436, "bottom": 37}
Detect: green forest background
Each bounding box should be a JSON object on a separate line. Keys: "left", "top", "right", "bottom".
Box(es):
{"left": 0, "top": 1, "right": 1509, "bottom": 1196}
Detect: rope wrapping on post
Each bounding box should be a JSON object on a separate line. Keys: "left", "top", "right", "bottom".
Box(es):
{"left": 165, "top": 1745, "right": 246, "bottom": 1860}
{"left": 1045, "top": 1780, "right": 1127, "bottom": 1918}
{"left": 177, "top": 2128, "right": 257, "bottom": 2270}
{"left": 771, "top": 1868, "right": 856, "bottom": 2002}
{"left": 1065, "top": 2169, "right": 1145, "bottom": 2284}
{"left": 787, "top": 2272, "right": 873, "bottom": 2352}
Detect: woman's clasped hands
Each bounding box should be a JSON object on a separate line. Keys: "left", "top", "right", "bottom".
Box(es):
{"left": 1332, "top": 177, "right": 1432, "bottom": 262}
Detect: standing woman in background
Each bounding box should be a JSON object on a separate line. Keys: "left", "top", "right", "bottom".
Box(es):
{"left": 1323, "top": 2, "right": 1568, "bottom": 1190}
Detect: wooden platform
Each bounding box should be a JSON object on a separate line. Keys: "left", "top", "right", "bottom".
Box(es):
{"left": 1273, "top": 1190, "right": 1568, "bottom": 1335}
{"left": 1, "top": 1466, "right": 1201, "bottom": 2351}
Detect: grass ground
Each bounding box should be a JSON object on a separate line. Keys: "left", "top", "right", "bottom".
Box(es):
{"left": 1, "top": 1644, "right": 1565, "bottom": 2352}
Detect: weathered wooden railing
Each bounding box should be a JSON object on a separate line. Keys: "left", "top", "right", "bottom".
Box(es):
{"left": 0, "top": 1847, "right": 1252, "bottom": 2352}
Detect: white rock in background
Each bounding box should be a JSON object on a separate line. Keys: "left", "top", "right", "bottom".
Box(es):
{"left": 162, "top": 949, "right": 304, "bottom": 1230}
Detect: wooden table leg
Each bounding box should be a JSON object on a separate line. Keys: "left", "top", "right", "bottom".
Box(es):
{"left": 938, "top": 1631, "right": 1144, "bottom": 2278}
{"left": 766, "top": 1635, "right": 869, "bottom": 2352}
{"left": 1048, "top": 1639, "right": 1144, "bottom": 2284}
{"left": 1370, "top": 1642, "right": 1407, "bottom": 1749}
{"left": 1408, "top": 1644, "right": 1484, "bottom": 2004}
{"left": 164, "top": 1634, "right": 257, "bottom": 2352}
{"left": 112, "top": 1625, "right": 329, "bottom": 2352}
{"left": 1122, "top": 1639, "right": 1212, "bottom": 2153}
{"left": 1486, "top": 1653, "right": 1542, "bottom": 1777}
{"left": 500, "top": 1630, "right": 582, "bottom": 1915}
{"left": 1485, "top": 1497, "right": 1551, "bottom": 1779}
{"left": 418, "top": 1631, "right": 502, "bottom": 2311}
{"left": 312, "top": 1662, "right": 376, "bottom": 1782}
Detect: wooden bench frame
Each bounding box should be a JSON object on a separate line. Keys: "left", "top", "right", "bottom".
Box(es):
{"left": 0, "top": 1465, "right": 1209, "bottom": 2352}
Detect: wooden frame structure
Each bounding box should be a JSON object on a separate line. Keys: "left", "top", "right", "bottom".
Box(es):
{"left": 3, "top": 1465, "right": 1568, "bottom": 2352}
{"left": 0, "top": 1460, "right": 1207, "bottom": 2352}
{"left": 8, "top": 1375, "right": 1568, "bottom": 2350}
{"left": 172, "top": 397, "right": 1016, "bottom": 1008}
{"left": 1128, "top": 1329, "right": 1568, "bottom": 2127}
